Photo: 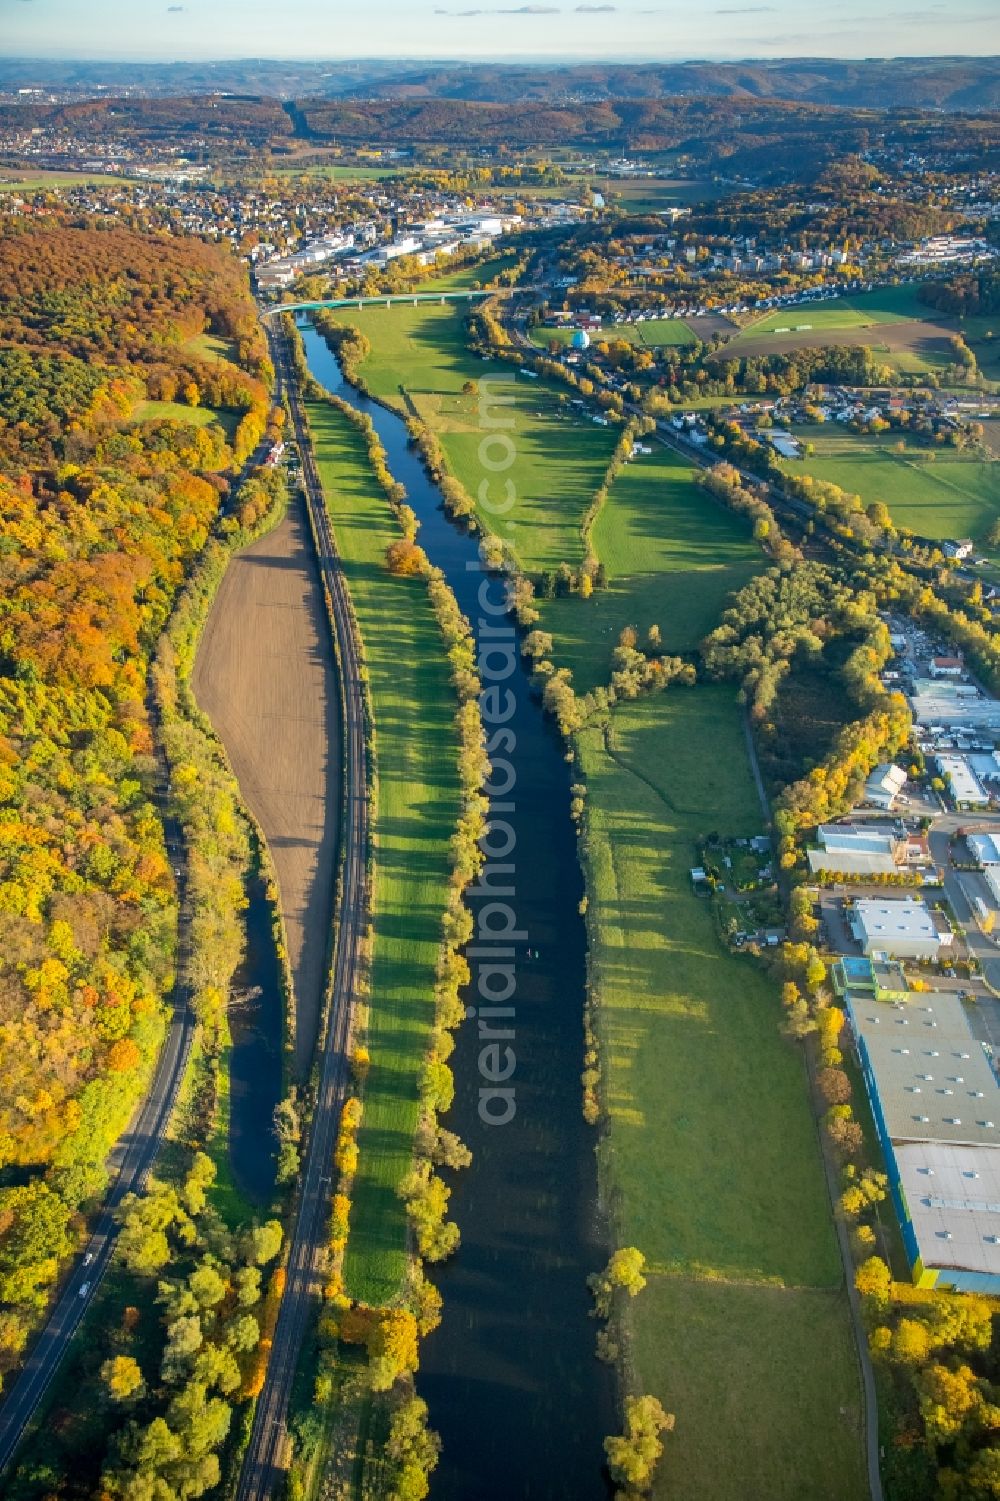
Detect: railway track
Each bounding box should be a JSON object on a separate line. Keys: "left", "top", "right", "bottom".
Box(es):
{"left": 235, "top": 326, "right": 369, "bottom": 1501}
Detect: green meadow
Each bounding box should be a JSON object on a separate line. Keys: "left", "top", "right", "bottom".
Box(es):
{"left": 307, "top": 396, "right": 461, "bottom": 1304}
{"left": 783, "top": 426, "right": 1000, "bottom": 540}
{"left": 577, "top": 687, "right": 864, "bottom": 1499}
{"left": 321, "top": 301, "right": 619, "bottom": 573}
{"left": 541, "top": 444, "right": 760, "bottom": 692}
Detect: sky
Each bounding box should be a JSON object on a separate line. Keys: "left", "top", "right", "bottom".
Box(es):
{"left": 2, "top": 0, "right": 999, "bottom": 61}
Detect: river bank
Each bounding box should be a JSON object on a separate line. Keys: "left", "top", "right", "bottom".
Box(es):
{"left": 299, "top": 301, "right": 871, "bottom": 1501}
{"left": 300, "top": 320, "right": 616, "bottom": 1501}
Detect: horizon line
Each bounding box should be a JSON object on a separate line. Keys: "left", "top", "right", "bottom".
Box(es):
{"left": 3, "top": 50, "right": 999, "bottom": 66}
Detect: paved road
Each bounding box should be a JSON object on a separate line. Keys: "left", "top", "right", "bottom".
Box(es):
{"left": 0, "top": 429, "right": 277, "bottom": 1477}
{"left": 0, "top": 735, "right": 195, "bottom": 1474}
{"left": 234, "top": 325, "right": 369, "bottom": 1501}
{"left": 927, "top": 816, "right": 1000, "bottom": 994}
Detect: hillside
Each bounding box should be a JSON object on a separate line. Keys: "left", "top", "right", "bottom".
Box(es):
{"left": 0, "top": 56, "right": 998, "bottom": 110}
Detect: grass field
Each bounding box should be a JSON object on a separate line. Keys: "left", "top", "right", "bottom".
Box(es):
{"left": 185, "top": 330, "right": 240, "bottom": 364}
{"left": 530, "top": 318, "right": 697, "bottom": 351}
{"left": 0, "top": 169, "right": 126, "bottom": 192}
{"left": 273, "top": 163, "right": 409, "bottom": 182}
{"left": 954, "top": 314, "right": 1000, "bottom": 382}
{"left": 743, "top": 284, "right": 929, "bottom": 336}
{"left": 725, "top": 284, "right": 960, "bottom": 377}
{"left": 132, "top": 399, "right": 221, "bottom": 427}
{"left": 540, "top": 445, "right": 760, "bottom": 692}
{"left": 635, "top": 1279, "right": 867, "bottom": 1501}
{"left": 513, "top": 175, "right": 724, "bottom": 208}
{"left": 322, "top": 302, "right": 620, "bottom": 573}
{"left": 307, "top": 397, "right": 461, "bottom": 1305}
{"left": 413, "top": 251, "right": 522, "bottom": 293}
{"left": 597, "top": 176, "right": 725, "bottom": 210}
{"left": 132, "top": 398, "right": 241, "bottom": 441}
{"left": 576, "top": 687, "right": 864, "bottom": 1498}
{"left": 782, "top": 425, "right": 1000, "bottom": 540}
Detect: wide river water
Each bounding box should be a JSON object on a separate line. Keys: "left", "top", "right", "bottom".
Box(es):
{"left": 300, "top": 319, "right": 616, "bottom": 1500}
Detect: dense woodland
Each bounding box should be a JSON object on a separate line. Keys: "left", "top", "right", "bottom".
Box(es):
{"left": 0, "top": 223, "right": 269, "bottom": 1386}
{"left": 2, "top": 92, "right": 998, "bottom": 182}
{"left": 921, "top": 267, "right": 1000, "bottom": 318}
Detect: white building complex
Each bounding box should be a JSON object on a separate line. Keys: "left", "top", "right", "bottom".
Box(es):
{"left": 808, "top": 826, "right": 901, "bottom": 877}
{"left": 851, "top": 897, "right": 953, "bottom": 961}
{"left": 911, "top": 679, "right": 1000, "bottom": 731}
{"left": 937, "top": 754, "right": 990, "bottom": 808}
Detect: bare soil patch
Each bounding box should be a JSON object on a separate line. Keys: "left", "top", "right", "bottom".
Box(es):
{"left": 193, "top": 494, "right": 342, "bottom": 1078}
{"left": 720, "top": 317, "right": 955, "bottom": 370}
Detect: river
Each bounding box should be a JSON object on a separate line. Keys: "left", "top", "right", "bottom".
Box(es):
{"left": 227, "top": 869, "right": 283, "bottom": 1203}
{"left": 299, "top": 319, "right": 616, "bottom": 1501}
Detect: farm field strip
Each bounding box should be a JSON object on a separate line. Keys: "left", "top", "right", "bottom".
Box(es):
{"left": 191, "top": 496, "right": 341, "bottom": 1078}
{"left": 306, "top": 396, "right": 462, "bottom": 1305}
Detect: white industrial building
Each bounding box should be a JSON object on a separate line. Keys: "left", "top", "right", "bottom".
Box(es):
{"left": 808, "top": 825, "right": 901, "bottom": 877}
{"left": 937, "top": 754, "right": 991, "bottom": 808}
{"left": 851, "top": 897, "right": 953, "bottom": 961}
{"left": 911, "top": 679, "right": 1000, "bottom": 731}
{"left": 864, "top": 763, "right": 907, "bottom": 810}
{"left": 969, "top": 833, "right": 1000, "bottom": 868}
{"left": 843, "top": 983, "right": 1000, "bottom": 1292}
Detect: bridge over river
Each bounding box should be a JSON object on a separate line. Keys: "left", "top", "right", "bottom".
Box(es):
{"left": 263, "top": 286, "right": 526, "bottom": 316}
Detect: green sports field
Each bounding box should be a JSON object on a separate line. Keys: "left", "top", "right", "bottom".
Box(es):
{"left": 725, "top": 284, "right": 959, "bottom": 377}
{"left": 307, "top": 397, "right": 462, "bottom": 1305}
{"left": 743, "top": 284, "right": 929, "bottom": 336}
{"left": 531, "top": 318, "right": 698, "bottom": 351}
{"left": 540, "top": 444, "right": 760, "bottom": 692}
{"left": 321, "top": 302, "right": 620, "bottom": 573}
{"left": 782, "top": 426, "right": 1000, "bottom": 541}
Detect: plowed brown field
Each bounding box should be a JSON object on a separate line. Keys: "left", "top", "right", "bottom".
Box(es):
{"left": 192, "top": 494, "right": 342, "bottom": 1078}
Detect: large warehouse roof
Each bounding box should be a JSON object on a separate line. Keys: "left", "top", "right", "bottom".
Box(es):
{"left": 895, "top": 1141, "right": 1000, "bottom": 1279}
{"left": 847, "top": 990, "right": 999, "bottom": 1148}
{"left": 852, "top": 897, "right": 945, "bottom": 952}
{"left": 911, "top": 679, "right": 1000, "bottom": 728}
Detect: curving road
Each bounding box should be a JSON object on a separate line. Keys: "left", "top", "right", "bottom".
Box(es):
{"left": 0, "top": 430, "right": 279, "bottom": 1478}
{"left": 0, "top": 738, "right": 195, "bottom": 1475}
{"left": 234, "top": 323, "right": 369, "bottom": 1501}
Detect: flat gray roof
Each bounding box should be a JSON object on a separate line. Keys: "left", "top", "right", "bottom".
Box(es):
{"left": 897, "top": 1140, "right": 1000, "bottom": 1277}
{"left": 848, "top": 990, "right": 1000, "bottom": 1149}
{"left": 853, "top": 898, "right": 939, "bottom": 946}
